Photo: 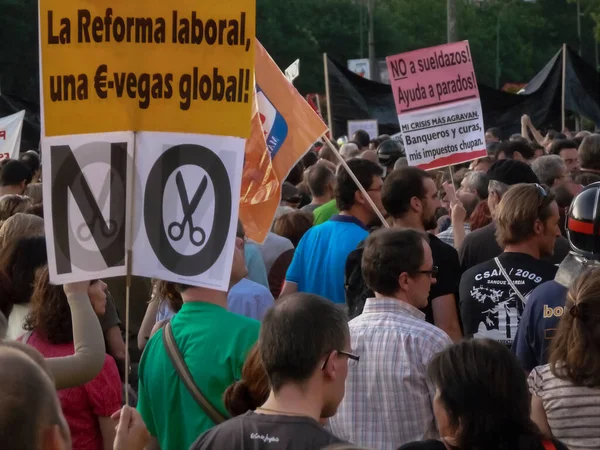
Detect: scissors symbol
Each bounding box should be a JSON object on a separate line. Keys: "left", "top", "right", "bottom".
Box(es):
{"left": 77, "top": 172, "right": 118, "bottom": 242}
{"left": 168, "top": 171, "right": 207, "bottom": 247}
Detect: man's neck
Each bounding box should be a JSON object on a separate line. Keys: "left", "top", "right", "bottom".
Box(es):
{"left": 339, "top": 207, "right": 370, "bottom": 227}
{"left": 0, "top": 186, "right": 21, "bottom": 196}
{"left": 503, "top": 241, "right": 541, "bottom": 260}
{"left": 374, "top": 291, "right": 416, "bottom": 307}
{"left": 392, "top": 215, "right": 424, "bottom": 231}
{"left": 182, "top": 288, "right": 228, "bottom": 308}
{"left": 310, "top": 195, "right": 330, "bottom": 207}
{"left": 259, "top": 386, "right": 323, "bottom": 421}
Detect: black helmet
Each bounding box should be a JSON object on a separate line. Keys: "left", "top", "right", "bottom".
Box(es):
{"left": 377, "top": 139, "right": 405, "bottom": 169}
{"left": 567, "top": 181, "right": 600, "bottom": 259}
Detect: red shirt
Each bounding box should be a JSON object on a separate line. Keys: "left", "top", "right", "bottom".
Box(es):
{"left": 25, "top": 331, "right": 122, "bottom": 450}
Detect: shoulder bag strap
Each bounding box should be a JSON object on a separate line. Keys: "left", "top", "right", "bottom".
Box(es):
{"left": 162, "top": 321, "right": 227, "bottom": 424}
{"left": 494, "top": 257, "right": 527, "bottom": 304}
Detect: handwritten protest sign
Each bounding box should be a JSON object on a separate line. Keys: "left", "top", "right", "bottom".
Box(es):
{"left": 39, "top": 1, "right": 255, "bottom": 137}
{"left": 0, "top": 110, "right": 25, "bottom": 160}
{"left": 386, "top": 41, "right": 486, "bottom": 170}
{"left": 347, "top": 119, "right": 378, "bottom": 140}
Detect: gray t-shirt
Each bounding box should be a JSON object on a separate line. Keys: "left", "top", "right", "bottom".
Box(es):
{"left": 190, "top": 412, "right": 343, "bottom": 450}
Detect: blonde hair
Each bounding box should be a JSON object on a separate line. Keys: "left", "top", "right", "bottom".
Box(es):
{"left": 24, "top": 183, "right": 42, "bottom": 204}
{"left": 495, "top": 184, "right": 555, "bottom": 247}
{"left": 0, "top": 213, "right": 44, "bottom": 249}
{"left": 0, "top": 195, "right": 32, "bottom": 222}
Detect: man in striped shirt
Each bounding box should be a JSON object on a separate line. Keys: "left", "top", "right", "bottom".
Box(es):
{"left": 329, "top": 228, "right": 452, "bottom": 450}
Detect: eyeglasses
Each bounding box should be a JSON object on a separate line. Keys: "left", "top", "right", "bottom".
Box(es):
{"left": 412, "top": 266, "right": 439, "bottom": 278}
{"left": 321, "top": 349, "right": 360, "bottom": 369}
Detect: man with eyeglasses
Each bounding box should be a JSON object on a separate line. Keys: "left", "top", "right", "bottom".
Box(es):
{"left": 330, "top": 228, "right": 452, "bottom": 450}
{"left": 190, "top": 293, "right": 352, "bottom": 450}
{"left": 459, "top": 184, "right": 561, "bottom": 348}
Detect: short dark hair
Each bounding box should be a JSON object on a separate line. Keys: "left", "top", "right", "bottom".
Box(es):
{"left": 362, "top": 228, "right": 427, "bottom": 296}
{"left": 428, "top": 339, "right": 541, "bottom": 450}
{"left": 0, "top": 236, "right": 47, "bottom": 319}
{"left": 496, "top": 141, "right": 535, "bottom": 161}
{"left": 307, "top": 164, "right": 334, "bottom": 198}
{"left": 381, "top": 167, "right": 431, "bottom": 218}
{"left": 549, "top": 139, "right": 578, "bottom": 156}
{"left": 285, "top": 161, "right": 305, "bottom": 186}
{"left": 19, "top": 151, "right": 40, "bottom": 175}
{"left": 273, "top": 211, "right": 313, "bottom": 247}
{"left": 259, "top": 293, "right": 348, "bottom": 391}
{"left": 0, "top": 160, "right": 31, "bottom": 187}
{"left": 335, "top": 159, "right": 382, "bottom": 211}
{"left": 301, "top": 151, "right": 318, "bottom": 170}
{"left": 352, "top": 130, "right": 371, "bottom": 149}
{"left": 486, "top": 127, "right": 501, "bottom": 140}
{"left": 574, "top": 170, "right": 600, "bottom": 187}
{"left": 578, "top": 134, "right": 600, "bottom": 171}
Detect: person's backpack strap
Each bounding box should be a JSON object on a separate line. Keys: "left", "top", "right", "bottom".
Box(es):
{"left": 494, "top": 257, "right": 527, "bottom": 304}
{"left": 542, "top": 440, "right": 556, "bottom": 450}
{"left": 162, "top": 321, "right": 227, "bottom": 424}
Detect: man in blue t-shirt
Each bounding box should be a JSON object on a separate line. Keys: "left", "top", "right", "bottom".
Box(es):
{"left": 513, "top": 182, "right": 600, "bottom": 371}
{"left": 280, "top": 159, "right": 384, "bottom": 304}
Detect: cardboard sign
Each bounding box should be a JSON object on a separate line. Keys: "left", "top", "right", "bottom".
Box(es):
{"left": 347, "top": 119, "right": 378, "bottom": 140}
{"left": 386, "top": 41, "right": 486, "bottom": 169}
{"left": 39, "top": 1, "right": 255, "bottom": 137}
{"left": 0, "top": 110, "right": 25, "bottom": 159}
{"left": 132, "top": 132, "right": 244, "bottom": 291}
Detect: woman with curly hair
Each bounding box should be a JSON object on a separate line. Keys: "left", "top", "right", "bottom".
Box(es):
{"left": 22, "top": 267, "right": 122, "bottom": 450}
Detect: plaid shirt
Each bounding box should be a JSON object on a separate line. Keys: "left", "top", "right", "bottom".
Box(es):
{"left": 329, "top": 298, "right": 452, "bottom": 450}
{"left": 437, "top": 222, "right": 471, "bottom": 247}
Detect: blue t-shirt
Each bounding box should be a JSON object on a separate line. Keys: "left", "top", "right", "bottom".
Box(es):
{"left": 512, "top": 280, "right": 567, "bottom": 372}
{"left": 285, "top": 215, "right": 368, "bottom": 304}
{"left": 244, "top": 242, "right": 269, "bottom": 289}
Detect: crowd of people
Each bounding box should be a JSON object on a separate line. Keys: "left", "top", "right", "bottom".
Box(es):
{"left": 1, "top": 122, "right": 600, "bottom": 450}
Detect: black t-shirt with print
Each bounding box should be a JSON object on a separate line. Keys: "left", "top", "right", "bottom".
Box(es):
{"left": 190, "top": 412, "right": 344, "bottom": 450}
{"left": 459, "top": 252, "right": 557, "bottom": 346}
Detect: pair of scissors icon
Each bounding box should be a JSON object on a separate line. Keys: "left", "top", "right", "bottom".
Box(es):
{"left": 168, "top": 171, "right": 207, "bottom": 246}
{"left": 77, "top": 173, "right": 118, "bottom": 242}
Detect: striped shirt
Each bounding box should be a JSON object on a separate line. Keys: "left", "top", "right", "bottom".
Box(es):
{"left": 437, "top": 223, "right": 471, "bottom": 247}
{"left": 529, "top": 364, "right": 600, "bottom": 450}
{"left": 329, "top": 298, "right": 452, "bottom": 450}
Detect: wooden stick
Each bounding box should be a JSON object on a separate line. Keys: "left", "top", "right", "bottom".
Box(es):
{"left": 323, "top": 53, "right": 333, "bottom": 135}
{"left": 323, "top": 135, "right": 389, "bottom": 228}
{"left": 123, "top": 133, "right": 138, "bottom": 406}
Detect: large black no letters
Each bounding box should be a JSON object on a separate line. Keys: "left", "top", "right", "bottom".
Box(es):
{"left": 144, "top": 144, "right": 231, "bottom": 276}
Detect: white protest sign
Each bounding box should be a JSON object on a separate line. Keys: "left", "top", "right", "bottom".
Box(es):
{"left": 348, "top": 119, "right": 378, "bottom": 140}
{"left": 0, "top": 110, "right": 25, "bottom": 160}
{"left": 42, "top": 132, "right": 134, "bottom": 284}
{"left": 285, "top": 59, "right": 300, "bottom": 83}
{"left": 386, "top": 41, "right": 486, "bottom": 170}
{"left": 348, "top": 58, "right": 371, "bottom": 79}
{"left": 132, "top": 132, "right": 244, "bottom": 291}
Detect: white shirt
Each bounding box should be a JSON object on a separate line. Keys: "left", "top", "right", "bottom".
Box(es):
{"left": 329, "top": 298, "right": 452, "bottom": 450}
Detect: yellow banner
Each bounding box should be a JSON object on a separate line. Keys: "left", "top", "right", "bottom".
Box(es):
{"left": 39, "top": 1, "right": 255, "bottom": 137}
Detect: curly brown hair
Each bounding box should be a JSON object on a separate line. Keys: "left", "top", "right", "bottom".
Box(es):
{"left": 550, "top": 268, "right": 600, "bottom": 388}
{"left": 24, "top": 266, "right": 74, "bottom": 344}
{"left": 152, "top": 279, "right": 183, "bottom": 313}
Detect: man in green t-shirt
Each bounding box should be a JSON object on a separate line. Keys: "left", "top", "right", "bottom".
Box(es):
{"left": 137, "top": 238, "right": 260, "bottom": 450}
{"left": 312, "top": 199, "right": 339, "bottom": 225}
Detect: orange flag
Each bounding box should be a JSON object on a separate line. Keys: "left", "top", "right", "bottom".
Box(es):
{"left": 240, "top": 41, "right": 328, "bottom": 243}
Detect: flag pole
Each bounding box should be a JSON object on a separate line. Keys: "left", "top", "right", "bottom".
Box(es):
{"left": 323, "top": 53, "right": 334, "bottom": 137}
{"left": 323, "top": 135, "right": 389, "bottom": 228}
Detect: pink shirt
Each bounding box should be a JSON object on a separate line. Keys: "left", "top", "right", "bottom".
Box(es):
{"left": 25, "top": 331, "right": 122, "bottom": 450}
